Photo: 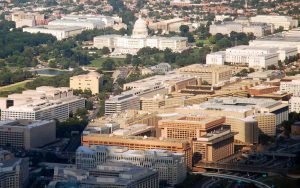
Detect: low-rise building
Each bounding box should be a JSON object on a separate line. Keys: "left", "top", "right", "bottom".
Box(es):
{"left": 0, "top": 119, "right": 55, "bottom": 150}
{"left": 105, "top": 91, "right": 141, "bottom": 115}
{"left": 280, "top": 80, "right": 300, "bottom": 96}
{"left": 209, "top": 22, "right": 272, "bottom": 37}
{"left": 149, "top": 18, "right": 191, "bottom": 33}
{"left": 158, "top": 115, "right": 226, "bottom": 140}
{"left": 0, "top": 151, "right": 29, "bottom": 188}
{"left": 70, "top": 72, "right": 103, "bottom": 94}
{"left": 207, "top": 45, "right": 298, "bottom": 69}
{"left": 123, "top": 72, "right": 197, "bottom": 92}
{"left": 50, "top": 162, "right": 159, "bottom": 188}
{"left": 192, "top": 128, "right": 235, "bottom": 163}
{"left": 249, "top": 15, "right": 298, "bottom": 30}
{"left": 0, "top": 87, "right": 85, "bottom": 122}
{"left": 177, "top": 64, "right": 233, "bottom": 85}
{"left": 248, "top": 85, "right": 279, "bottom": 96}
{"left": 225, "top": 45, "right": 278, "bottom": 68}
{"left": 93, "top": 16, "right": 188, "bottom": 55}
{"left": 76, "top": 145, "right": 186, "bottom": 186}
{"left": 48, "top": 15, "right": 115, "bottom": 30}
{"left": 12, "top": 11, "right": 45, "bottom": 28}
{"left": 177, "top": 97, "right": 289, "bottom": 138}
{"left": 249, "top": 31, "right": 300, "bottom": 53}
{"left": 23, "top": 25, "right": 83, "bottom": 40}
{"left": 289, "top": 96, "right": 300, "bottom": 113}
{"left": 81, "top": 134, "right": 192, "bottom": 169}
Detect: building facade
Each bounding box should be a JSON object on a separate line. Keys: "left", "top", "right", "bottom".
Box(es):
{"left": 93, "top": 16, "right": 188, "bottom": 55}
{"left": 250, "top": 15, "right": 298, "bottom": 30}
{"left": 192, "top": 128, "right": 235, "bottom": 163}
{"left": 0, "top": 87, "right": 85, "bottom": 122}
{"left": 0, "top": 120, "right": 56, "bottom": 150}
{"left": 23, "top": 25, "right": 83, "bottom": 40}
{"left": 70, "top": 72, "right": 103, "bottom": 94}
{"left": 0, "top": 152, "right": 29, "bottom": 188}
{"left": 76, "top": 145, "right": 186, "bottom": 186}
{"left": 50, "top": 162, "right": 159, "bottom": 188}
{"left": 280, "top": 80, "right": 300, "bottom": 96}
{"left": 81, "top": 134, "right": 192, "bottom": 169}
{"left": 177, "top": 64, "right": 233, "bottom": 85}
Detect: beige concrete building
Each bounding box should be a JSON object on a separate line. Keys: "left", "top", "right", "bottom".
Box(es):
{"left": 249, "top": 15, "right": 298, "bottom": 30}
{"left": 123, "top": 72, "right": 198, "bottom": 92}
{"left": 254, "top": 113, "right": 276, "bottom": 136}
{"left": 177, "top": 97, "right": 288, "bottom": 141}
{"left": 105, "top": 85, "right": 168, "bottom": 115}
{"left": 192, "top": 128, "right": 235, "bottom": 163}
{"left": 177, "top": 64, "right": 233, "bottom": 85}
{"left": 226, "top": 117, "right": 259, "bottom": 144}
{"left": 149, "top": 18, "right": 191, "bottom": 33}
{"left": 0, "top": 119, "right": 56, "bottom": 150}
{"left": 140, "top": 94, "right": 185, "bottom": 112}
{"left": 70, "top": 71, "right": 103, "bottom": 94}
{"left": 158, "top": 115, "right": 226, "bottom": 140}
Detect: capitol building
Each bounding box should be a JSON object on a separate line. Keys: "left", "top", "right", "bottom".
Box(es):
{"left": 93, "top": 15, "right": 188, "bottom": 55}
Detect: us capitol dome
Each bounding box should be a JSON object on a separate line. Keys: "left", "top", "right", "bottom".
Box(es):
{"left": 93, "top": 15, "right": 188, "bottom": 55}
{"left": 132, "top": 15, "right": 149, "bottom": 38}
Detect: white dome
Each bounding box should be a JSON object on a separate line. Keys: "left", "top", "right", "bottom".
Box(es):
{"left": 132, "top": 15, "right": 148, "bottom": 38}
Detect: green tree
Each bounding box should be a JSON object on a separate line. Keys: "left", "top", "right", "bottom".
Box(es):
{"left": 179, "top": 25, "right": 189, "bottom": 34}
{"left": 101, "top": 47, "right": 110, "bottom": 55}
{"left": 102, "top": 58, "right": 116, "bottom": 70}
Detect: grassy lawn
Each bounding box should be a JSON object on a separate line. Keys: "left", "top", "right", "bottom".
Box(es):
{"left": 196, "top": 39, "right": 210, "bottom": 45}
{"left": 88, "top": 57, "right": 125, "bottom": 68}
{"left": 0, "top": 80, "right": 32, "bottom": 92}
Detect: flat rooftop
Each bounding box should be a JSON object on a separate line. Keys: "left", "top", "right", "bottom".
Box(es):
{"left": 0, "top": 119, "right": 53, "bottom": 129}
{"left": 24, "top": 25, "right": 84, "bottom": 31}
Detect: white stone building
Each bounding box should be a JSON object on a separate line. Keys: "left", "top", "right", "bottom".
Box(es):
{"left": 289, "top": 96, "right": 300, "bottom": 113}
{"left": 76, "top": 145, "right": 186, "bottom": 186}
{"left": 23, "top": 25, "right": 83, "bottom": 40}
{"left": 280, "top": 80, "right": 300, "bottom": 96}
{"left": 206, "top": 45, "right": 279, "bottom": 69}
{"left": 0, "top": 87, "right": 85, "bottom": 122}
{"left": 93, "top": 16, "right": 188, "bottom": 55}
{"left": 250, "top": 15, "right": 298, "bottom": 30}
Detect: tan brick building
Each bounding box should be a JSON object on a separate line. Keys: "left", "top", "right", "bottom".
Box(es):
{"left": 70, "top": 72, "right": 103, "bottom": 94}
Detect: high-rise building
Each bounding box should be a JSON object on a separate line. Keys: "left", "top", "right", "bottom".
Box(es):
{"left": 70, "top": 72, "right": 104, "bottom": 94}
{"left": 0, "top": 119, "right": 56, "bottom": 150}
{"left": 76, "top": 145, "right": 186, "bottom": 186}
